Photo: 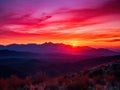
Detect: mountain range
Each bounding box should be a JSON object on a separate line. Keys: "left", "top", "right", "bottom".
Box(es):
{"left": 0, "top": 42, "right": 119, "bottom": 56}
{"left": 0, "top": 42, "right": 120, "bottom": 78}
{"left": 0, "top": 42, "right": 120, "bottom": 63}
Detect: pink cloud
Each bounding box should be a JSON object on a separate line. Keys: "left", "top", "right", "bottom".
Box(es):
{"left": 0, "top": 0, "right": 120, "bottom": 46}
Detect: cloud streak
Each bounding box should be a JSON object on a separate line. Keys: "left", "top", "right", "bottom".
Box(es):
{"left": 0, "top": 0, "right": 120, "bottom": 46}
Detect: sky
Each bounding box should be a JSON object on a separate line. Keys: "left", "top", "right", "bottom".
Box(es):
{"left": 0, "top": 0, "right": 120, "bottom": 48}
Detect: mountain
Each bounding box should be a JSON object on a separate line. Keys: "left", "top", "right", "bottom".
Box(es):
{"left": 0, "top": 42, "right": 119, "bottom": 56}
{"left": 0, "top": 49, "right": 38, "bottom": 59}
{"left": 0, "top": 43, "right": 120, "bottom": 78}
{"left": 0, "top": 49, "right": 101, "bottom": 63}
{"left": 0, "top": 55, "right": 120, "bottom": 78}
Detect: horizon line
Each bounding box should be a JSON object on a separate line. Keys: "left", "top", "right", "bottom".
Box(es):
{"left": 0, "top": 42, "right": 120, "bottom": 49}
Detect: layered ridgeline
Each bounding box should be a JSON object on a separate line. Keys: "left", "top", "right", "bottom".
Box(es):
{"left": 0, "top": 42, "right": 120, "bottom": 58}
{"left": 0, "top": 43, "right": 120, "bottom": 78}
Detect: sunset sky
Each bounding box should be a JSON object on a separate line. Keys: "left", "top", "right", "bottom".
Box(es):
{"left": 0, "top": 0, "right": 120, "bottom": 48}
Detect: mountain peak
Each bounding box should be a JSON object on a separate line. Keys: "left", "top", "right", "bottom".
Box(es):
{"left": 0, "top": 43, "right": 119, "bottom": 56}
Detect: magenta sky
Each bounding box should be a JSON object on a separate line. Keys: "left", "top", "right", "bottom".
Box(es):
{"left": 0, "top": 0, "right": 120, "bottom": 47}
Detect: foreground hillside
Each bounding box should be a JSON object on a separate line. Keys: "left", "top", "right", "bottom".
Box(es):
{"left": 0, "top": 61, "right": 120, "bottom": 90}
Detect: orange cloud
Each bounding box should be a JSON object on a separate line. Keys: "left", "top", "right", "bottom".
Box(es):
{"left": 0, "top": 0, "right": 120, "bottom": 47}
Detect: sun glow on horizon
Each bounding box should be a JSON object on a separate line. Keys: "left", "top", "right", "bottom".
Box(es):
{"left": 68, "top": 41, "right": 81, "bottom": 47}
{"left": 71, "top": 43, "right": 78, "bottom": 47}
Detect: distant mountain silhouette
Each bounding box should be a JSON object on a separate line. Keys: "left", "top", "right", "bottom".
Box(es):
{"left": 0, "top": 54, "right": 120, "bottom": 78}
{"left": 0, "top": 43, "right": 120, "bottom": 78}
{"left": 0, "top": 49, "right": 37, "bottom": 59}
{"left": 0, "top": 49, "right": 99, "bottom": 63}
{"left": 0, "top": 42, "right": 119, "bottom": 56}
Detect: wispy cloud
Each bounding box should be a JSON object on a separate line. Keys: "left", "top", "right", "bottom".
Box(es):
{"left": 0, "top": 0, "right": 120, "bottom": 46}
{"left": 96, "top": 38, "right": 120, "bottom": 42}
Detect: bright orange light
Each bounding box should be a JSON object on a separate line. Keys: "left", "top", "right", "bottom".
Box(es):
{"left": 71, "top": 42, "right": 80, "bottom": 47}
{"left": 72, "top": 43, "right": 77, "bottom": 47}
